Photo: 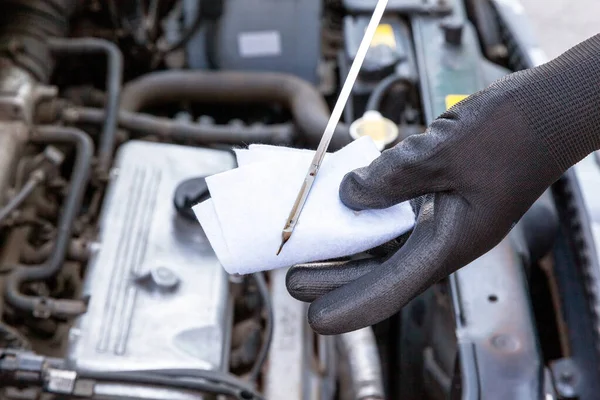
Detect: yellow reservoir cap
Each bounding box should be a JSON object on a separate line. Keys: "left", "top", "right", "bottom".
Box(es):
{"left": 371, "top": 24, "right": 397, "bottom": 48}
{"left": 349, "top": 111, "right": 399, "bottom": 151}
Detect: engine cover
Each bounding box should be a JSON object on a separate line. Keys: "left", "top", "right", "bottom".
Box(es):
{"left": 184, "top": 0, "right": 322, "bottom": 84}
{"left": 66, "top": 141, "right": 235, "bottom": 381}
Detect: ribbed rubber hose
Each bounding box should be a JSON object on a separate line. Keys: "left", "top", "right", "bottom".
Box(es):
{"left": 120, "top": 70, "right": 352, "bottom": 150}
{"left": 0, "top": 0, "right": 76, "bottom": 82}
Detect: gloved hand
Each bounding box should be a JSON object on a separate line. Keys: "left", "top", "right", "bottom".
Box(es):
{"left": 286, "top": 34, "right": 600, "bottom": 335}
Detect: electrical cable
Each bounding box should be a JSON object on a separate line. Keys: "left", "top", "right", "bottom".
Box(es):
{"left": 249, "top": 272, "right": 273, "bottom": 383}
{"left": 78, "top": 370, "right": 264, "bottom": 400}
{"left": 127, "top": 368, "right": 258, "bottom": 394}
{"left": 0, "top": 177, "right": 42, "bottom": 225}
{"left": 80, "top": 370, "right": 237, "bottom": 398}
{"left": 159, "top": 0, "right": 204, "bottom": 54}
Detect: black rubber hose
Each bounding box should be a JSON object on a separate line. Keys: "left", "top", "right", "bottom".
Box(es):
{"left": 120, "top": 70, "right": 352, "bottom": 150}
{"left": 5, "top": 126, "right": 93, "bottom": 319}
{"left": 77, "top": 370, "right": 263, "bottom": 400}
{"left": 126, "top": 368, "right": 258, "bottom": 394}
{"left": 249, "top": 272, "right": 273, "bottom": 383}
{"left": 62, "top": 106, "right": 296, "bottom": 145}
{"left": 47, "top": 37, "right": 123, "bottom": 173}
{"left": 365, "top": 74, "right": 412, "bottom": 112}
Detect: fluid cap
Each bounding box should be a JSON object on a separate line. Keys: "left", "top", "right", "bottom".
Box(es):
{"left": 441, "top": 18, "right": 463, "bottom": 46}
{"left": 173, "top": 177, "right": 210, "bottom": 221}
{"left": 360, "top": 45, "right": 402, "bottom": 82}
{"left": 135, "top": 266, "right": 180, "bottom": 293}
{"left": 349, "top": 111, "right": 399, "bottom": 151}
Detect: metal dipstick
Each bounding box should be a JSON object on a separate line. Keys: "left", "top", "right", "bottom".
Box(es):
{"left": 277, "top": 0, "right": 390, "bottom": 255}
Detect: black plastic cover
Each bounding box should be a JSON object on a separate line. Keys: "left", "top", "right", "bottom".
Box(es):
{"left": 173, "top": 177, "right": 210, "bottom": 221}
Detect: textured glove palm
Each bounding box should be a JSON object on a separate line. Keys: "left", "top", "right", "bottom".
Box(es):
{"left": 286, "top": 34, "right": 600, "bottom": 335}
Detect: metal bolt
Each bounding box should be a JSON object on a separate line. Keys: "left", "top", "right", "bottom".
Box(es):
{"left": 151, "top": 266, "right": 180, "bottom": 290}
{"left": 44, "top": 145, "right": 65, "bottom": 166}
{"left": 550, "top": 358, "right": 579, "bottom": 398}
{"left": 559, "top": 370, "right": 574, "bottom": 384}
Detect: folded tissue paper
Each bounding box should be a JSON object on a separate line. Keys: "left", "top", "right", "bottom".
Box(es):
{"left": 193, "top": 136, "right": 415, "bottom": 275}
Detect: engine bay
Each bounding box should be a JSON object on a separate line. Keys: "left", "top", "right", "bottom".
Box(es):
{"left": 0, "top": 0, "right": 599, "bottom": 399}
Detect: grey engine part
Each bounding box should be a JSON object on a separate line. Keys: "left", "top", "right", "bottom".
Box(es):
{"left": 184, "top": 0, "right": 322, "bottom": 83}
{"left": 66, "top": 141, "right": 235, "bottom": 399}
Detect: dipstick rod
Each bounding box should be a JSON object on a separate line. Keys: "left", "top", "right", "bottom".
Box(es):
{"left": 277, "top": 0, "right": 390, "bottom": 255}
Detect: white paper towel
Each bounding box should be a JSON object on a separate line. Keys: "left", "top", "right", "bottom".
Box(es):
{"left": 193, "top": 137, "right": 415, "bottom": 275}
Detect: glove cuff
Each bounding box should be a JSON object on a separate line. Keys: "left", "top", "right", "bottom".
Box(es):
{"left": 505, "top": 34, "right": 600, "bottom": 171}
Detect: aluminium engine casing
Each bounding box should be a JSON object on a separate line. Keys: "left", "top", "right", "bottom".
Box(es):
{"left": 66, "top": 141, "right": 235, "bottom": 399}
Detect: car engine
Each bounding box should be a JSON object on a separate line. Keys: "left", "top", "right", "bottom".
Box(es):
{"left": 0, "top": 0, "right": 599, "bottom": 399}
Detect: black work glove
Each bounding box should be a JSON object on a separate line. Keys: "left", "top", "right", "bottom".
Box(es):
{"left": 286, "top": 34, "right": 600, "bottom": 335}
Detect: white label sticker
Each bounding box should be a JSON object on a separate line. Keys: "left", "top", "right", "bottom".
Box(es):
{"left": 238, "top": 31, "right": 282, "bottom": 58}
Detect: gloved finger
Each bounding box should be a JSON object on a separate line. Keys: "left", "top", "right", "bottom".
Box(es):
{"left": 307, "top": 194, "right": 469, "bottom": 335}
{"left": 286, "top": 195, "right": 430, "bottom": 304}
{"left": 286, "top": 258, "right": 382, "bottom": 302}
{"left": 365, "top": 230, "right": 412, "bottom": 257}
{"left": 339, "top": 132, "right": 452, "bottom": 211}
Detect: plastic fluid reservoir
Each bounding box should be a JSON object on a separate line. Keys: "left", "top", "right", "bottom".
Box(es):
{"left": 350, "top": 111, "right": 399, "bottom": 151}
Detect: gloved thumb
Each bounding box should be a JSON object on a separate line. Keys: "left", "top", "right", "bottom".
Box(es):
{"left": 339, "top": 133, "right": 449, "bottom": 210}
